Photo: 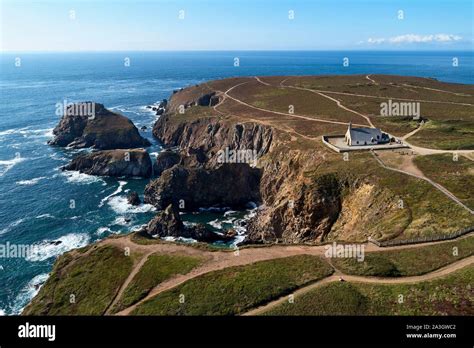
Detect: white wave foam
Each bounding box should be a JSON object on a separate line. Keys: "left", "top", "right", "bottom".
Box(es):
{"left": 0, "top": 127, "right": 30, "bottom": 137}
{"left": 0, "top": 308, "right": 5, "bottom": 316}
{"left": 198, "top": 206, "right": 231, "bottom": 213}
{"left": 108, "top": 196, "right": 155, "bottom": 214}
{"left": 99, "top": 181, "right": 127, "bottom": 207}
{"left": 16, "top": 176, "right": 47, "bottom": 186}
{"left": 183, "top": 221, "right": 197, "bottom": 227}
{"left": 0, "top": 127, "right": 53, "bottom": 139}
{"left": 112, "top": 216, "right": 131, "bottom": 226}
{"left": 49, "top": 153, "right": 67, "bottom": 162}
{"left": 12, "top": 273, "right": 49, "bottom": 315}
{"left": 209, "top": 219, "right": 223, "bottom": 230}
{"left": 96, "top": 226, "right": 115, "bottom": 235}
{"left": 0, "top": 218, "right": 25, "bottom": 235}
{"left": 0, "top": 156, "right": 27, "bottom": 177}
{"left": 26, "top": 233, "right": 90, "bottom": 262}
{"left": 24, "top": 128, "right": 54, "bottom": 139}
{"left": 35, "top": 214, "right": 54, "bottom": 219}
{"left": 162, "top": 236, "right": 197, "bottom": 244}
{"left": 61, "top": 171, "right": 104, "bottom": 185}
{"left": 131, "top": 224, "right": 147, "bottom": 232}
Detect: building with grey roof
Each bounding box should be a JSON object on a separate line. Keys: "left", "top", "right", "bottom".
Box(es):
{"left": 345, "top": 123, "right": 389, "bottom": 146}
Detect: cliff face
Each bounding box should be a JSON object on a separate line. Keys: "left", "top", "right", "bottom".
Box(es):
{"left": 49, "top": 103, "right": 150, "bottom": 150}
{"left": 153, "top": 115, "right": 273, "bottom": 167}
{"left": 144, "top": 163, "right": 261, "bottom": 211}
{"left": 148, "top": 88, "right": 348, "bottom": 244}
{"left": 147, "top": 83, "right": 418, "bottom": 244}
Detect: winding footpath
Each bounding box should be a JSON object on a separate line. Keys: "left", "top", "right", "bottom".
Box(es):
{"left": 103, "top": 232, "right": 474, "bottom": 316}
{"left": 222, "top": 81, "right": 367, "bottom": 127}
{"left": 243, "top": 255, "right": 474, "bottom": 315}
{"left": 98, "top": 76, "right": 474, "bottom": 315}
{"left": 248, "top": 77, "right": 473, "bottom": 213}
{"left": 371, "top": 151, "right": 473, "bottom": 215}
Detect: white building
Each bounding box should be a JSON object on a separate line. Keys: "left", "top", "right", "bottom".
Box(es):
{"left": 345, "top": 123, "right": 389, "bottom": 146}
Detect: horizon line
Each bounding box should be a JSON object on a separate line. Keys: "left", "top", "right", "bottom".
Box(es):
{"left": 1, "top": 49, "right": 473, "bottom": 54}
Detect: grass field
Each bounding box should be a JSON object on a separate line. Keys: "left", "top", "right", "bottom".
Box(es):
{"left": 332, "top": 236, "right": 474, "bottom": 277}
{"left": 228, "top": 80, "right": 362, "bottom": 124}
{"left": 111, "top": 253, "right": 202, "bottom": 313}
{"left": 315, "top": 153, "right": 474, "bottom": 241}
{"left": 409, "top": 120, "right": 474, "bottom": 150}
{"left": 414, "top": 154, "right": 474, "bottom": 209}
{"left": 132, "top": 255, "right": 333, "bottom": 315}
{"left": 23, "top": 245, "right": 134, "bottom": 315}
{"left": 263, "top": 267, "right": 473, "bottom": 315}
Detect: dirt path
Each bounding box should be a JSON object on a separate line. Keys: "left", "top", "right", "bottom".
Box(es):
{"left": 253, "top": 77, "right": 473, "bottom": 157}
{"left": 253, "top": 76, "right": 374, "bottom": 127}
{"left": 102, "top": 232, "right": 473, "bottom": 316}
{"left": 366, "top": 74, "right": 378, "bottom": 85}
{"left": 316, "top": 91, "right": 374, "bottom": 127}
{"left": 211, "top": 88, "right": 320, "bottom": 142}
{"left": 283, "top": 85, "right": 474, "bottom": 106}
{"left": 243, "top": 255, "right": 474, "bottom": 315}
{"left": 371, "top": 151, "right": 473, "bottom": 214}
{"left": 104, "top": 250, "right": 155, "bottom": 315}
{"left": 401, "top": 139, "right": 474, "bottom": 156}
{"left": 399, "top": 83, "right": 472, "bottom": 97}
{"left": 219, "top": 78, "right": 472, "bottom": 214}
{"left": 402, "top": 123, "right": 424, "bottom": 140}
{"left": 222, "top": 78, "right": 473, "bottom": 157}
{"left": 222, "top": 81, "right": 367, "bottom": 128}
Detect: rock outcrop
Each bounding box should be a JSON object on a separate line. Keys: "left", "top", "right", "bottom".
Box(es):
{"left": 147, "top": 81, "right": 417, "bottom": 244}
{"left": 246, "top": 173, "right": 343, "bottom": 243}
{"left": 127, "top": 191, "right": 141, "bottom": 206}
{"left": 153, "top": 150, "right": 182, "bottom": 176}
{"left": 145, "top": 204, "right": 233, "bottom": 243}
{"left": 153, "top": 116, "right": 273, "bottom": 167}
{"left": 49, "top": 102, "right": 150, "bottom": 150}
{"left": 63, "top": 149, "right": 152, "bottom": 178}
{"left": 144, "top": 163, "right": 261, "bottom": 211}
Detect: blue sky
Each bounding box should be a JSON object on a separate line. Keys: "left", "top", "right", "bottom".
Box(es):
{"left": 1, "top": 0, "right": 472, "bottom": 51}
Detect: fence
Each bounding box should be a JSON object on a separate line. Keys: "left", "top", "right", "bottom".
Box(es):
{"left": 368, "top": 226, "right": 473, "bottom": 247}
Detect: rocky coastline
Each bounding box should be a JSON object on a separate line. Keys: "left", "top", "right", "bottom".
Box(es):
{"left": 47, "top": 82, "right": 367, "bottom": 245}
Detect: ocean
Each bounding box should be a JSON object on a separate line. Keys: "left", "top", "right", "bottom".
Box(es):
{"left": 0, "top": 50, "right": 473, "bottom": 315}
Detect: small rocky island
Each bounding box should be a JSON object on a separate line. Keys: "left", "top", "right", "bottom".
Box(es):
{"left": 49, "top": 102, "right": 150, "bottom": 149}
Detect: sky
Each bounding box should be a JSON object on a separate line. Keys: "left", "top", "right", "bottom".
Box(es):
{"left": 0, "top": 0, "right": 472, "bottom": 52}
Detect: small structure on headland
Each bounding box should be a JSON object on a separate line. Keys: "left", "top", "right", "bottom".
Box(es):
{"left": 322, "top": 122, "right": 408, "bottom": 153}
{"left": 344, "top": 122, "right": 389, "bottom": 146}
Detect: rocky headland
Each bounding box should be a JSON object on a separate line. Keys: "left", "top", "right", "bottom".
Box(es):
{"left": 49, "top": 102, "right": 150, "bottom": 150}
{"left": 62, "top": 149, "right": 152, "bottom": 178}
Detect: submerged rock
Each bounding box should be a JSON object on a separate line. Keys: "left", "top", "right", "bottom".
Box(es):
{"left": 48, "top": 102, "right": 150, "bottom": 150}
{"left": 63, "top": 149, "right": 152, "bottom": 178}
